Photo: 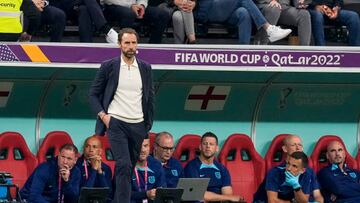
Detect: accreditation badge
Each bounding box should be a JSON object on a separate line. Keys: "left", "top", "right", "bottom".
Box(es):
{"left": 142, "top": 199, "right": 148, "bottom": 203}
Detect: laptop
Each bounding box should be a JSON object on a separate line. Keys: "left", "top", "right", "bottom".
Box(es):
{"left": 176, "top": 178, "right": 210, "bottom": 201}
{"left": 78, "top": 187, "right": 110, "bottom": 203}
{"left": 154, "top": 188, "right": 183, "bottom": 203}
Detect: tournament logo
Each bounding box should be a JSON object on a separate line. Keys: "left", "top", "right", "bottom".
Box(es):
{"left": 215, "top": 172, "right": 221, "bottom": 179}
{"left": 148, "top": 176, "right": 155, "bottom": 184}
{"left": 171, "top": 169, "right": 178, "bottom": 176}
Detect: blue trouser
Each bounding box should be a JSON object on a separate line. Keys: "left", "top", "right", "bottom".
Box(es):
{"left": 77, "top": 0, "right": 108, "bottom": 42}
{"left": 41, "top": 5, "right": 66, "bottom": 42}
{"left": 208, "top": 0, "right": 267, "bottom": 44}
{"left": 309, "top": 9, "right": 360, "bottom": 46}
{"left": 107, "top": 117, "right": 147, "bottom": 203}
{"left": 104, "top": 5, "right": 171, "bottom": 43}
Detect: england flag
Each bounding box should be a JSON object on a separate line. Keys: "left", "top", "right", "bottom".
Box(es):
{"left": 185, "top": 85, "right": 231, "bottom": 111}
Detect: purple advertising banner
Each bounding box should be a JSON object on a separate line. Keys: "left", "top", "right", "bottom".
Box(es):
{"left": 1, "top": 43, "right": 360, "bottom": 69}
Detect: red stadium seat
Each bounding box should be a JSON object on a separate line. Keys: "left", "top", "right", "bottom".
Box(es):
{"left": 173, "top": 134, "right": 201, "bottom": 167}
{"left": 36, "top": 131, "right": 74, "bottom": 164}
{"left": 148, "top": 132, "right": 156, "bottom": 154}
{"left": 218, "top": 133, "right": 265, "bottom": 203}
{"left": 264, "top": 134, "right": 289, "bottom": 171}
{"left": 0, "top": 132, "right": 38, "bottom": 189}
{"left": 310, "top": 135, "right": 357, "bottom": 173}
{"left": 264, "top": 134, "right": 313, "bottom": 171}
{"left": 356, "top": 150, "right": 360, "bottom": 169}
{"left": 92, "top": 135, "right": 115, "bottom": 176}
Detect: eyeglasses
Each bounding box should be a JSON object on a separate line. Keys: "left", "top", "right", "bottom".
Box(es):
{"left": 155, "top": 142, "right": 175, "bottom": 151}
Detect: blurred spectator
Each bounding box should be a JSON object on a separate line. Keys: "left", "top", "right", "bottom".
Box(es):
{"left": 19, "top": 0, "right": 42, "bottom": 42}
{"left": 255, "top": 0, "right": 312, "bottom": 45}
{"left": 309, "top": 0, "right": 360, "bottom": 46}
{"left": 23, "top": 0, "right": 118, "bottom": 43}
{"left": 75, "top": 136, "right": 113, "bottom": 202}
{"left": 153, "top": 131, "right": 183, "bottom": 188}
{"left": 195, "top": 0, "right": 291, "bottom": 44}
{"left": 102, "top": 0, "right": 171, "bottom": 43}
{"left": 159, "top": 0, "right": 196, "bottom": 43}
{"left": 20, "top": 144, "right": 81, "bottom": 203}
{"left": 30, "top": 0, "right": 66, "bottom": 42}
{"left": 51, "top": 0, "right": 118, "bottom": 43}
{"left": 0, "top": 0, "right": 40, "bottom": 41}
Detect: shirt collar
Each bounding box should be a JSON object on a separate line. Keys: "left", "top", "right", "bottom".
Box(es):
{"left": 200, "top": 163, "right": 219, "bottom": 170}
{"left": 120, "top": 56, "right": 138, "bottom": 68}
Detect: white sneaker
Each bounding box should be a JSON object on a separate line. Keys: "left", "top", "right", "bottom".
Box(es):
{"left": 266, "top": 25, "right": 292, "bottom": 43}
{"left": 106, "top": 28, "right": 118, "bottom": 44}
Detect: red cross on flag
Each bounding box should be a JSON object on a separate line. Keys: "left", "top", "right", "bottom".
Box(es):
{"left": 185, "top": 85, "right": 231, "bottom": 111}
{"left": 0, "top": 82, "right": 13, "bottom": 107}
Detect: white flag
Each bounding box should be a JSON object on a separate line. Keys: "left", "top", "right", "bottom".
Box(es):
{"left": 185, "top": 85, "right": 231, "bottom": 111}
{"left": 0, "top": 82, "right": 13, "bottom": 107}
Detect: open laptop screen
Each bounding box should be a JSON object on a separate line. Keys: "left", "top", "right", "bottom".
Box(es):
{"left": 176, "top": 178, "right": 210, "bottom": 201}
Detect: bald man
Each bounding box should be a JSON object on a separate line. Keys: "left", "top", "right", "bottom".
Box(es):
{"left": 75, "top": 136, "right": 113, "bottom": 201}
{"left": 254, "top": 134, "right": 323, "bottom": 203}
{"left": 318, "top": 141, "right": 360, "bottom": 203}
{"left": 282, "top": 135, "right": 323, "bottom": 203}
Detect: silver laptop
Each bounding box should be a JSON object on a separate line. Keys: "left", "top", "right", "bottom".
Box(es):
{"left": 176, "top": 178, "right": 210, "bottom": 201}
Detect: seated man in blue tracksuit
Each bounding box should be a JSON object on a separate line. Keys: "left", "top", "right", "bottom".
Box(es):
{"left": 20, "top": 144, "right": 81, "bottom": 203}
{"left": 75, "top": 136, "right": 113, "bottom": 202}
{"left": 318, "top": 141, "right": 360, "bottom": 203}
{"left": 265, "top": 151, "right": 312, "bottom": 203}
{"left": 131, "top": 138, "right": 166, "bottom": 203}
{"left": 254, "top": 134, "right": 323, "bottom": 203}
{"left": 184, "top": 132, "right": 244, "bottom": 202}
{"left": 152, "top": 131, "right": 183, "bottom": 188}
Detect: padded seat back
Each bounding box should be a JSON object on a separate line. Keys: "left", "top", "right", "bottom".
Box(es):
{"left": 173, "top": 134, "right": 201, "bottom": 167}
{"left": 0, "top": 132, "right": 38, "bottom": 188}
{"left": 36, "top": 131, "right": 74, "bottom": 164}
{"left": 218, "top": 133, "right": 265, "bottom": 203}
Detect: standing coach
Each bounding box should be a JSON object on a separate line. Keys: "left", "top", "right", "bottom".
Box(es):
{"left": 89, "top": 27, "right": 154, "bottom": 203}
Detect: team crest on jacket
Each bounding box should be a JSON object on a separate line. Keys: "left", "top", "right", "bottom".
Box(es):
{"left": 349, "top": 172, "right": 357, "bottom": 178}
{"left": 171, "top": 169, "right": 178, "bottom": 176}
{"left": 148, "top": 176, "right": 155, "bottom": 184}
{"left": 215, "top": 172, "right": 221, "bottom": 179}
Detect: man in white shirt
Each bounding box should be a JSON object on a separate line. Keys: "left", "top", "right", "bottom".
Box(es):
{"left": 89, "top": 27, "right": 154, "bottom": 203}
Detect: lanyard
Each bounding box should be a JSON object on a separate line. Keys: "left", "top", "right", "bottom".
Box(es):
{"left": 134, "top": 162, "right": 148, "bottom": 191}
{"left": 58, "top": 175, "right": 64, "bottom": 203}
{"left": 84, "top": 159, "right": 89, "bottom": 180}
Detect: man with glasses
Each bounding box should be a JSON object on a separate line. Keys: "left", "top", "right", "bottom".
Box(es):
{"left": 153, "top": 131, "right": 183, "bottom": 188}
{"left": 184, "top": 132, "right": 245, "bottom": 202}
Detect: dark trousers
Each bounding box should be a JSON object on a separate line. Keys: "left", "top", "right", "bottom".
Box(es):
{"left": 0, "top": 33, "right": 20, "bottom": 41}
{"left": 75, "top": 0, "right": 108, "bottom": 42}
{"left": 22, "top": 0, "right": 42, "bottom": 36}
{"left": 47, "top": 0, "right": 108, "bottom": 42}
{"left": 41, "top": 6, "right": 66, "bottom": 42}
{"left": 104, "top": 5, "right": 171, "bottom": 43}
{"left": 108, "top": 117, "right": 146, "bottom": 203}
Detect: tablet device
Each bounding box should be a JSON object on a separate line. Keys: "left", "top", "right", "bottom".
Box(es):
{"left": 78, "top": 187, "right": 110, "bottom": 203}
{"left": 154, "top": 188, "right": 183, "bottom": 203}
{"left": 176, "top": 178, "right": 210, "bottom": 201}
